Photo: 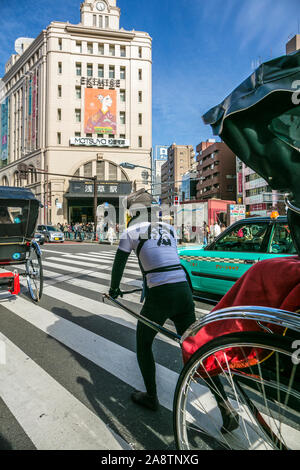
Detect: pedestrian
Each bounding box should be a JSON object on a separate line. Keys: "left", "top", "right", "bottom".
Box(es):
{"left": 107, "top": 225, "right": 116, "bottom": 245}
{"left": 214, "top": 221, "right": 221, "bottom": 239}
{"left": 203, "top": 221, "right": 209, "bottom": 245}
{"left": 63, "top": 223, "right": 69, "bottom": 240}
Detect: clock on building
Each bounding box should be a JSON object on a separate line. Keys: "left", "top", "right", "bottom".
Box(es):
{"left": 96, "top": 1, "right": 106, "bottom": 11}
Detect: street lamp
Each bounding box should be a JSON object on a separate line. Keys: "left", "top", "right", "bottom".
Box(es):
{"left": 120, "top": 162, "right": 152, "bottom": 191}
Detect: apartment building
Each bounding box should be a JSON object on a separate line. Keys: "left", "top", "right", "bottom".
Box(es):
{"left": 160, "top": 143, "right": 194, "bottom": 205}
{"left": 0, "top": 0, "right": 152, "bottom": 224}
{"left": 196, "top": 141, "right": 236, "bottom": 202}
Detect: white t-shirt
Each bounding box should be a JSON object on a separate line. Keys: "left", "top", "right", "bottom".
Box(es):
{"left": 118, "top": 221, "right": 187, "bottom": 288}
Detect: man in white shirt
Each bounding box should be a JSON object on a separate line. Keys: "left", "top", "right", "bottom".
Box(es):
{"left": 109, "top": 189, "right": 196, "bottom": 411}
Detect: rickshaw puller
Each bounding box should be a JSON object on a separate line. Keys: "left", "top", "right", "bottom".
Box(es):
{"left": 109, "top": 189, "right": 196, "bottom": 411}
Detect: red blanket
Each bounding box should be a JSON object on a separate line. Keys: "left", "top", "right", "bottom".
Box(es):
{"left": 182, "top": 256, "right": 300, "bottom": 371}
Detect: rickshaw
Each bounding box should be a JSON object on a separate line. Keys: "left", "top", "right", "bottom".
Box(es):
{"left": 103, "top": 49, "right": 300, "bottom": 450}
{"left": 0, "top": 186, "right": 43, "bottom": 302}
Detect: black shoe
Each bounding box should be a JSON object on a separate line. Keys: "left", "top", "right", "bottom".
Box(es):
{"left": 218, "top": 401, "right": 239, "bottom": 434}
{"left": 131, "top": 391, "right": 159, "bottom": 411}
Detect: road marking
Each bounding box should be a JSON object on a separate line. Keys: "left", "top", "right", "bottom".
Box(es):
{"left": 2, "top": 298, "right": 179, "bottom": 413}
{"left": 46, "top": 257, "right": 139, "bottom": 276}
{"left": 0, "top": 332, "right": 131, "bottom": 450}
{"left": 40, "top": 283, "right": 178, "bottom": 347}
{"left": 59, "top": 253, "right": 139, "bottom": 268}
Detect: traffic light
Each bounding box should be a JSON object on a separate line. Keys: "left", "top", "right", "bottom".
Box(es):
{"left": 174, "top": 196, "right": 179, "bottom": 206}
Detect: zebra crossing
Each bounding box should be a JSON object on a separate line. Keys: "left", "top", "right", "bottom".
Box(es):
{"left": 0, "top": 247, "right": 212, "bottom": 450}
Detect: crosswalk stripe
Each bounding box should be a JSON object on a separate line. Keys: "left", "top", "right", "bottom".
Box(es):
{"left": 59, "top": 253, "right": 139, "bottom": 268}
{"left": 40, "top": 283, "right": 177, "bottom": 347}
{"left": 46, "top": 257, "right": 139, "bottom": 276}
{"left": 2, "top": 297, "right": 179, "bottom": 414}
{"left": 14, "top": 261, "right": 209, "bottom": 317}
{"left": 40, "top": 261, "right": 142, "bottom": 286}
{"left": 0, "top": 332, "right": 131, "bottom": 450}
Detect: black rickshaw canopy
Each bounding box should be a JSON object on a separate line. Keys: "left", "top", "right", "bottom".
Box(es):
{"left": 202, "top": 50, "right": 300, "bottom": 253}
{"left": 0, "top": 186, "right": 40, "bottom": 242}
{"left": 203, "top": 50, "right": 300, "bottom": 203}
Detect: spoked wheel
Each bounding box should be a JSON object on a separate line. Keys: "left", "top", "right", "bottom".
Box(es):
{"left": 174, "top": 332, "right": 300, "bottom": 450}
{"left": 26, "top": 242, "right": 43, "bottom": 302}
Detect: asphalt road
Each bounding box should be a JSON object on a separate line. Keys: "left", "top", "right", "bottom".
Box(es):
{"left": 0, "top": 241, "right": 214, "bottom": 451}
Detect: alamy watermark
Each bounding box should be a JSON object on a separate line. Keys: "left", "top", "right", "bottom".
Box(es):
{"left": 292, "top": 80, "right": 300, "bottom": 105}
{"left": 292, "top": 340, "right": 300, "bottom": 365}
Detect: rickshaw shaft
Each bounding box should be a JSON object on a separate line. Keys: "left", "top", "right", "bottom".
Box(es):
{"left": 103, "top": 294, "right": 182, "bottom": 344}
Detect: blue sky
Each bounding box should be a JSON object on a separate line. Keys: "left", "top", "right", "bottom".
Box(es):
{"left": 0, "top": 0, "right": 299, "bottom": 150}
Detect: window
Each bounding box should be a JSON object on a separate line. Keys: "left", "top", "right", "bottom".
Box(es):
{"left": 96, "top": 161, "right": 105, "bottom": 179}
{"left": 86, "top": 133, "right": 92, "bottom": 137}
{"left": 58, "top": 62, "right": 62, "bottom": 74}
{"left": 93, "top": 15, "right": 97, "bottom": 27}
{"left": 87, "top": 42, "right": 93, "bottom": 54}
{"left": 109, "top": 65, "right": 115, "bottom": 79}
{"left": 87, "top": 64, "right": 93, "bottom": 77}
{"left": 120, "top": 134, "right": 126, "bottom": 139}
{"left": 109, "top": 45, "right": 115, "bottom": 56}
{"left": 109, "top": 162, "right": 117, "bottom": 180}
{"left": 120, "top": 89, "right": 126, "bottom": 102}
{"left": 98, "top": 65, "right": 104, "bottom": 78}
{"left": 138, "top": 69, "right": 142, "bottom": 80}
{"left": 57, "top": 133, "right": 61, "bottom": 145}
{"left": 75, "top": 132, "right": 81, "bottom": 137}
{"left": 120, "top": 46, "right": 126, "bottom": 57}
{"left": 76, "top": 62, "right": 82, "bottom": 76}
{"left": 76, "top": 41, "right": 82, "bottom": 53}
{"left": 120, "top": 66, "right": 126, "bottom": 79}
{"left": 98, "top": 43, "right": 104, "bottom": 55}
{"left": 269, "top": 223, "right": 296, "bottom": 254}
{"left": 58, "top": 85, "right": 62, "bottom": 98}
{"left": 138, "top": 47, "right": 142, "bottom": 58}
{"left": 138, "top": 91, "right": 142, "bottom": 102}
{"left": 99, "top": 15, "right": 103, "bottom": 28}
{"left": 138, "top": 136, "right": 143, "bottom": 148}
{"left": 57, "top": 109, "right": 62, "bottom": 121}
{"left": 213, "top": 222, "right": 269, "bottom": 253}
{"left": 97, "top": 133, "right": 104, "bottom": 138}
{"left": 75, "top": 86, "right": 81, "bottom": 99}
{"left": 120, "top": 111, "right": 126, "bottom": 125}
{"left": 58, "top": 39, "right": 62, "bottom": 51}
{"left": 75, "top": 109, "right": 81, "bottom": 122}
{"left": 138, "top": 113, "right": 142, "bottom": 125}
{"left": 105, "top": 16, "right": 109, "bottom": 28}
{"left": 84, "top": 162, "right": 92, "bottom": 178}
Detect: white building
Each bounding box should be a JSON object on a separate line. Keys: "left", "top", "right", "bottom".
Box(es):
{"left": 0, "top": 0, "right": 152, "bottom": 224}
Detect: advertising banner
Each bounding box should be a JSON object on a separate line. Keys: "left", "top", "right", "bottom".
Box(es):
{"left": 84, "top": 88, "right": 117, "bottom": 135}
{"left": 32, "top": 73, "right": 37, "bottom": 144}
{"left": 1, "top": 97, "right": 9, "bottom": 161}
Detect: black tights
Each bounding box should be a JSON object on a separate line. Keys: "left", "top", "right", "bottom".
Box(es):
{"left": 136, "top": 282, "right": 196, "bottom": 397}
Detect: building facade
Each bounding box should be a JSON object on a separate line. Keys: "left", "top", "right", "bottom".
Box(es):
{"left": 196, "top": 141, "right": 237, "bottom": 202}
{"left": 0, "top": 0, "right": 152, "bottom": 224}
{"left": 152, "top": 145, "right": 168, "bottom": 198}
{"left": 236, "top": 158, "right": 285, "bottom": 217}
{"left": 161, "top": 143, "right": 194, "bottom": 205}
{"left": 286, "top": 34, "right": 300, "bottom": 54}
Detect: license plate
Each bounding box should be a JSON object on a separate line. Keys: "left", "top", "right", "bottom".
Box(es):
{"left": 55, "top": 238, "right": 59, "bottom": 240}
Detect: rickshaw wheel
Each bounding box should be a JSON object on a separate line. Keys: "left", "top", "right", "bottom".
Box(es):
{"left": 174, "top": 332, "right": 300, "bottom": 450}
{"left": 26, "top": 242, "right": 43, "bottom": 302}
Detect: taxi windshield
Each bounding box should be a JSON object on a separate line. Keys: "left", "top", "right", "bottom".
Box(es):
{"left": 213, "top": 222, "right": 269, "bottom": 252}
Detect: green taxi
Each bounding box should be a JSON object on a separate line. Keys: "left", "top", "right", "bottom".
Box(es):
{"left": 179, "top": 216, "right": 296, "bottom": 301}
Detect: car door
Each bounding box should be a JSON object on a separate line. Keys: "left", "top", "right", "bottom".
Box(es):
{"left": 191, "top": 220, "right": 271, "bottom": 296}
